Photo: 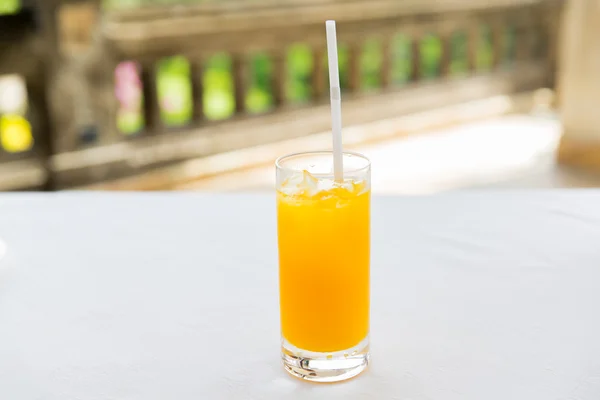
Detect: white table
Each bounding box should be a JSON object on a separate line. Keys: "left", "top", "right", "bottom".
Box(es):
{"left": 1, "top": 193, "right": 599, "bottom": 399}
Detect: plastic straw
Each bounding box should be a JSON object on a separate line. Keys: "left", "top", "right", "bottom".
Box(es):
{"left": 326, "top": 20, "right": 344, "bottom": 181}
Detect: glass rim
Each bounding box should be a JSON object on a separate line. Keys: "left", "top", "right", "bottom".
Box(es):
{"left": 275, "top": 151, "right": 371, "bottom": 175}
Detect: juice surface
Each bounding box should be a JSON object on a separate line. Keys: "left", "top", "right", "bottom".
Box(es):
{"left": 277, "top": 178, "right": 370, "bottom": 353}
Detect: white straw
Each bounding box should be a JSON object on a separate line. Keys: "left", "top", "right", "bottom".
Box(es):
{"left": 326, "top": 20, "right": 344, "bottom": 181}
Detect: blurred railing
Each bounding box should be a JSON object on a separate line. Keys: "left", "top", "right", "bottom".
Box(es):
{"left": 9, "top": 0, "right": 566, "bottom": 189}
{"left": 0, "top": 3, "right": 52, "bottom": 190}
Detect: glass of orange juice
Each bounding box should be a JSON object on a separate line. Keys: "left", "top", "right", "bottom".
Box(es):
{"left": 276, "top": 151, "right": 371, "bottom": 382}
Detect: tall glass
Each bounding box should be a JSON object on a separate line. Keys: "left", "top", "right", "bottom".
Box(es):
{"left": 276, "top": 151, "right": 371, "bottom": 382}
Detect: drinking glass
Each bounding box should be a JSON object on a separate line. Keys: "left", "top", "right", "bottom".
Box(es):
{"left": 276, "top": 151, "right": 371, "bottom": 382}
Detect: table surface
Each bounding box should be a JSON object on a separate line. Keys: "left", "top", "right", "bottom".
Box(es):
{"left": 1, "top": 192, "right": 599, "bottom": 400}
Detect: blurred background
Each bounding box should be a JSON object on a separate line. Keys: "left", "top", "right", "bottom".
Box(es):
{"left": 0, "top": 0, "right": 597, "bottom": 194}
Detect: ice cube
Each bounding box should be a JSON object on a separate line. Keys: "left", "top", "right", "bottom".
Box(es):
{"left": 297, "top": 170, "right": 320, "bottom": 196}
{"left": 338, "top": 178, "right": 355, "bottom": 191}
{"left": 280, "top": 170, "right": 320, "bottom": 196}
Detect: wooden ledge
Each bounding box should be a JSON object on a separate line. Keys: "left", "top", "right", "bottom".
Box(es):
{"left": 0, "top": 158, "right": 47, "bottom": 191}
{"left": 557, "top": 135, "right": 600, "bottom": 171}
{"left": 76, "top": 90, "right": 544, "bottom": 191}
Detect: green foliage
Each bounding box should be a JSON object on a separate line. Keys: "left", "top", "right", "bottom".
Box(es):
{"left": 0, "top": 0, "right": 20, "bottom": 15}
{"left": 391, "top": 34, "right": 412, "bottom": 85}
{"left": 203, "top": 53, "right": 235, "bottom": 120}
{"left": 450, "top": 32, "right": 468, "bottom": 76}
{"left": 361, "top": 39, "right": 382, "bottom": 90}
{"left": 117, "top": 110, "right": 144, "bottom": 135}
{"left": 420, "top": 34, "right": 442, "bottom": 79}
{"left": 104, "top": 0, "right": 510, "bottom": 129}
{"left": 157, "top": 56, "right": 194, "bottom": 126}
{"left": 245, "top": 53, "right": 273, "bottom": 114}
{"left": 286, "top": 44, "right": 313, "bottom": 104}
{"left": 324, "top": 44, "right": 350, "bottom": 91}
{"left": 477, "top": 25, "right": 493, "bottom": 71}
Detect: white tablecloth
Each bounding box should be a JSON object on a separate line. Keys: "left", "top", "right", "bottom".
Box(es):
{"left": 1, "top": 193, "right": 599, "bottom": 399}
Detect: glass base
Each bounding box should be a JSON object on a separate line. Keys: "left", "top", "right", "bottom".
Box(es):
{"left": 281, "top": 337, "right": 369, "bottom": 383}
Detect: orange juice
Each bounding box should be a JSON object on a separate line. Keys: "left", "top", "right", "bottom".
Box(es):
{"left": 277, "top": 179, "right": 370, "bottom": 353}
